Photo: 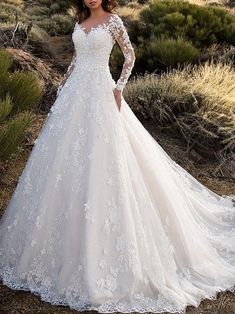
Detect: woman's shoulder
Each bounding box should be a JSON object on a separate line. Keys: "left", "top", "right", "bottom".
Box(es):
{"left": 109, "top": 12, "right": 121, "bottom": 20}
{"left": 108, "top": 12, "right": 124, "bottom": 26}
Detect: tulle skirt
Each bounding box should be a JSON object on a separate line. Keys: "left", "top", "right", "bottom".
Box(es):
{"left": 0, "top": 66, "right": 235, "bottom": 313}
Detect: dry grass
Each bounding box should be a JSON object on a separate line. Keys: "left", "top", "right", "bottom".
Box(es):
{"left": 162, "top": 61, "right": 235, "bottom": 114}
{"left": 187, "top": 0, "right": 225, "bottom": 4}
{"left": 4, "top": 0, "right": 23, "bottom": 6}
{"left": 115, "top": 1, "right": 145, "bottom": 19}
{"left": 125, "top": 60, "right": 235, "bottom": 156}
{"left": 181, "top": 0, "right": 235, "bottom": 13}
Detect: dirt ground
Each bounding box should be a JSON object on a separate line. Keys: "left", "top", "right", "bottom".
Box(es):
{"left": 0, "top": 113, "right": 235, "bottom": 314}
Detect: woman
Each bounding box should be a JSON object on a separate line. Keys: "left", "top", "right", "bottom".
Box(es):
{"left": 0, "top": 0, "right": 235, "bottom": 313}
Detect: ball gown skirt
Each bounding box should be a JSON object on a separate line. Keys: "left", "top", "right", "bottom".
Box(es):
{"left": 0, "top": 13, "right": 235, "bottom": 314}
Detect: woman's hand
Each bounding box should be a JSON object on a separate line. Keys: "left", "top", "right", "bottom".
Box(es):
{"left": 113, "top": 88, "right": 122, "bottom": 111}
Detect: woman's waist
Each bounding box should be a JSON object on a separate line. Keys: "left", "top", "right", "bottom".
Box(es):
{"left": 69, "top": 62, "right": 115, "bottom": 87}
{"left": 73, "top": 57, "right": 110, "bottom": 72}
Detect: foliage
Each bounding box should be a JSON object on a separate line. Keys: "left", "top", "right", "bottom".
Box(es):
{"left": 0, "top": 111, "right": 33, "bottom": 159}
{"left": 0, "top": 1, "right": 75, "bottom": 39}
{"left": 25, "top": 5, "right": 50, "bottom": 17}
{"left": 138, "top": 35, "right": 200, "bottom": 71}
{"left": 36, "top": 14, "right": 74, "bottom": 36}
{"left": 0, "top": 94, "right": 13, "bottom": 122}
{"left": 139, "top": 0, "right": 235, "bottom": 48}
{"left": 28, "top": 24, "right": 50, "bottom": 42}
{"left": 0, "top": 49, "right": 43, "bottom": 160}
{"left": 8, "top": 71, "right": 43, "bottom": 114}
{"left": 0, "top": 3, "right": 27, "bottom": 24}
{"left": 127, "top": 0, "right": 235, "bottom": 71}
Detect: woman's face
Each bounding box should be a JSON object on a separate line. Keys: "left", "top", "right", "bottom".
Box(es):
{"left": 83, "top": 0, "right": 103, "bottom": 10}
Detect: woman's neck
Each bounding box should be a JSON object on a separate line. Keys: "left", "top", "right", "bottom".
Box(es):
{"left": 88, "top": 7, "right": 107, "bottom": 18}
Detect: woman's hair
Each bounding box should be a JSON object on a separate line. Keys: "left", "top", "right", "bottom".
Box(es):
{"left": 72, "top": 0, "right": 118, "bottom": 23}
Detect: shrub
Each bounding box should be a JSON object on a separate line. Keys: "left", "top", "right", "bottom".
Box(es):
{"left": 1, "top": 1, "right": 75, "bottom": 40}
{"left": 0, "top": 3, "right": 26, "bottom": 24}
{"left": 0, "top": 94, "right": 13, "bottom": 122}
{"left": 138, "top": 35, "right": 200, "bottom": 70}
{"left": 25, "top": 0, "right": 73, "bottom": 14}
{"left": 0, "top": 49, "right": 43, "bottom": 160}
{"left": 0, "top": 48, "right": 13, "bottom": 72}
{"left": 0, "top": 49, "right": 12, "bottom": 99}
{"left": 49, "top": 1, "right": 73, "bottom": 14}
{"left": 139, "top": 0, "right": 235, "bottom": 48}
{"left": 50, "top": 14, "right": 74, "bottom": 35}
{"left": 26, "top": 5, "right": 50, "bottom": 17}
{"left": 8, "top": 71, "right": 43, "bottom": 114}
{"left": 0, "top": 111, "right": 34, "bottom": 159}
{"left": 28, "top": 24, "right": 50, "bottom": 42}
{"left": 36, "top": 14, "right": 73, "bottom": 36}
{"left": 36, "top": 18, "right": 61, "bottom": 36}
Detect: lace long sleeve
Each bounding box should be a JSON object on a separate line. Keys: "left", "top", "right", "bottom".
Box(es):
{"left": 110, "top": 15, "right": 136, "bottom": 92}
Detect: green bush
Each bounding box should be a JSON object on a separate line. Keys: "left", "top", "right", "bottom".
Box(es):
{"left": 50, "top": 14, "right": 74, "bottom": 35}
{"left": 8, "top": 71, "right": 43, "bottom": 114}
{"left": 0, "top": 49, "right": 12, "bottom": 99}
{"left": 0, "top": 3, "right": 27, "bottom": 24}
{"left": 25, "top": 0, "right": 73, "bottom": 14}
{"left": 0, "top": 48, "right": 13, "bottom": 73}
{"left": 35, "top": 18, "right": 59, "bottom": 36}
{"left": 0, "top": 49, "right": 43, "bottom": 160}
{"left": 1, "top": 1, "right": 75, "bottom": 40}
{"left": 0, "top": 111, "right": 34, "bottom": 159}
{"left": 49, "top": 1, "right": 72, "bottom": 14}
{"left": 138, "top": 36, "right": 199, "bottom": 70}
{"left": 36, "top": 14, "right": 73, "bottom": 36}
{"left": 0, "top": 94, "right": 13, "bottom": 122}
{"left": 26, "top": 5, "right": 50, "bottom": 17}
{"left": 28, "top": 24, "right": 50, "bottom": 42}
{"left": 139, "top": 0, "right": 235, "bottom": 48}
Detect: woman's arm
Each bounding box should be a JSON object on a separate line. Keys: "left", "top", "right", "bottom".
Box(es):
{"left": 110, "top": 14, "right": 136, "bottom": 92}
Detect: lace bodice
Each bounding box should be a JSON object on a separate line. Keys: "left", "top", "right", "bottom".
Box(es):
{"left": 60, "top": 13, "right": 136, "bottom": 92}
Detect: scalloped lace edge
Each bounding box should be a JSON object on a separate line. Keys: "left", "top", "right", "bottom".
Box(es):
{"left": 1, "top": 267, "right": 235, "bottom": 313}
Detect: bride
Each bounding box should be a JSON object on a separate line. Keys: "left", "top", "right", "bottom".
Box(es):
{"left": 0, "top": 0, "right": 235, "bottom": 313}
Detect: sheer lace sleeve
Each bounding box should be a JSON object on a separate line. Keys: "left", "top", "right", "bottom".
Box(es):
{"left": 109, "top": 14, "right": 136, "bottom": 92}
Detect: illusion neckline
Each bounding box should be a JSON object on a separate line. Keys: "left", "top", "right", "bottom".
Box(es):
{"left": 76, "top": 13, "right": 117, "bottom": 36}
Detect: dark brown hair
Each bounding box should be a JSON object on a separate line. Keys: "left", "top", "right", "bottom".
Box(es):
{"left": 71, "top": 0, "right": 118, "bottom": 23}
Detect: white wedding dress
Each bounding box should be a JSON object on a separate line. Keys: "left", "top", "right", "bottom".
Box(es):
{"left": 0, "top": 13, "right": 235, "bottom": 313}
